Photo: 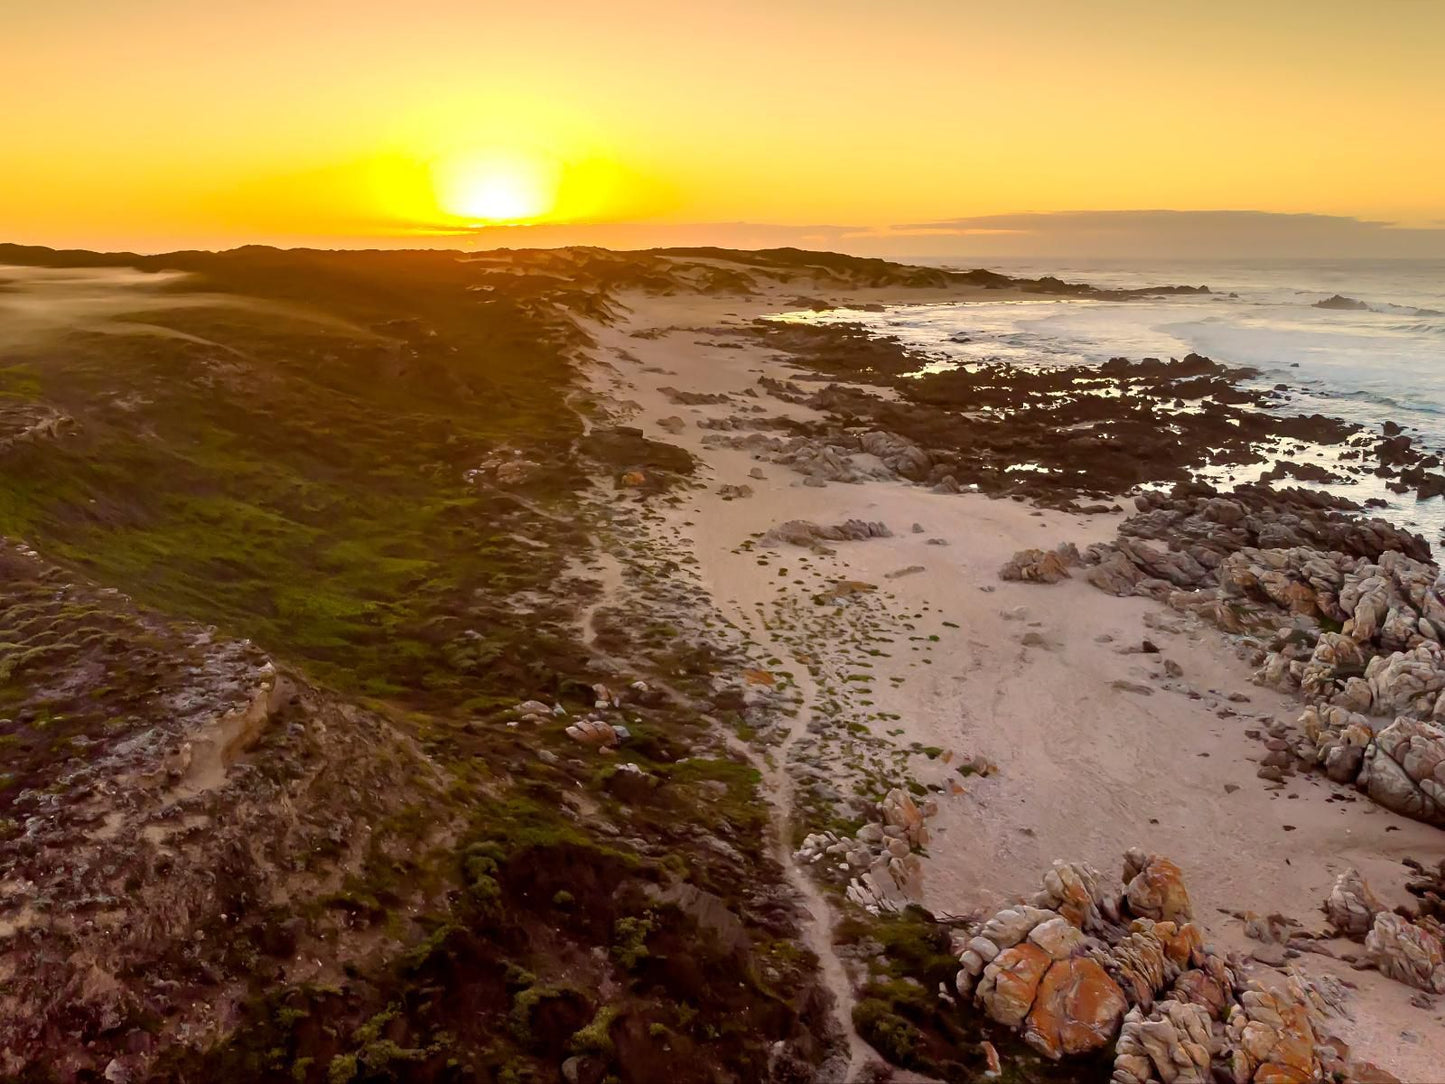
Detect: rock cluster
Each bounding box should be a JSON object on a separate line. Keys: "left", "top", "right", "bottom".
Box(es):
{"left": 857, "top": 429, "right": 935, "bottom": 481}
{"left": 956, "top": 850, "right": 1213, "bottom": 1061}
{"left": 1322, "top": 869, "right": 1445, "bottom": 995}
{"left": 762, "top": 518, "right": 893, "bottom": 548}
{"left": 700, "top": 421, "right": 962, "bottom": 490}
{"left": 658, "top": 385, "right": 731, "bottom": 405}
{"left": 794, "top": 787, "right": 935, "bottom": 913}
{"left": 1070, "top": 487, "right": 1426, "bottom": 608}
{"left": 947, "top": 850, "right": 1377, "bottom": 1081}
{"left": 1232, "top": 546, "right": 1445, "bottom": 824}
{"left": 1365, "top": 913, "right": 1445, "bottom": 993}
{"left": 1000, "top": 543, "right": 1080, "bottom": 584}
{"left": 0, "top": 404, "right": 77, "bottom": 453}
{"left": 1020, "top": 485, "right": 1445, "bottom": 827}
{"left": 1112, "top": 999, "right": 1213, "bottom": 1084}
{"left": 701, "top": 431, "right": 888, "bottom": 486}
{"left": 1223, "top": 979, "right": 1328, "bottom": 1084}
{"left": 518, "top": 681, "right": 639, "bottom": 752}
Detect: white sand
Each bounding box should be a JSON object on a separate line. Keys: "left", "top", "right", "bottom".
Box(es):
{"left": 585, "top": 285, "right": 1445, "bottom": 1080}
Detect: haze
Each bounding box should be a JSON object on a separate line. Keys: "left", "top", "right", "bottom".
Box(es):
{"left": 4, "top": 0, "right": 1444, "bottom": 257}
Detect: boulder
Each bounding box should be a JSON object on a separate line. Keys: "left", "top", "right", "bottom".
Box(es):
{"left": 1169, "top": 957, "right": 1235, "bottom": 1016}
{"left": 1085, "top": 551, "right": 1147, "bottom": 596}
{"left": 977, "top": 905, "right": 1057, "bottom": 951}
{"left": 1029, "top": 916, "right": 1090, "bottom": 960}
{"left": 764, "top": 518, "right": 892, "bottom": 547}
{"left": 1107, "top": 920, "right": 1197, "bottom": 1010}
{"left": 1001, "top": 547, "right": 1074, "bottom": 584}
{"left": 977, "top": 943, "right": 1052, "bottom": 1027}
{"left": 1033, "top": 860, "right": 1119, "bottom": 932}
{"left": 565, "top": 719, "right": 619, "bottom": 748}
{"left": 1322, "top": 869, "right": 1384, "bottom": 937}
{"left": 1364, "top": 912, "right": 1445, "bottom": 993}
{"left": 1111, "top": 1000, "right": 1213, "bottom": 1084}
{"left": 858, "top": 429, "right": 932, "bottom": 480}
{"left": 1224, "top": 980, "right": 1324, "bottom": 1084}
{"left": 1023, "top": 957, "right": 1128, "bottom": 1059}
{"left": 1364, "top": 645, "right": 1445, "bottom": 717}
{"left": 1123, "top": 850, "right": 1193, "bottom": 923}
{"left": 1357, "top": 716, "right": 1445, "bottom": 825}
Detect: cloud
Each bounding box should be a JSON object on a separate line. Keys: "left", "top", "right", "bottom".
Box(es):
{"left": 854, "top": 210, "right": 1445, "bottom": 258}
{"left": 441, "top": 209, "right": 1445, "bottom": 261}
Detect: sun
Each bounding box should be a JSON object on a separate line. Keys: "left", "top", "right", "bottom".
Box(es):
{"left": 433, "top": 148, "right": 559, "bottom": 224}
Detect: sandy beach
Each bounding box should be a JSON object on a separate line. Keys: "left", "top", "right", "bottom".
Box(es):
{"left": 582, "top": 280, "right": 1445, "bottom": 1081}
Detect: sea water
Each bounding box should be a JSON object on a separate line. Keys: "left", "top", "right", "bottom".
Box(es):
{"left": 774, "top": 258, "right": 1445, "bottom": 538}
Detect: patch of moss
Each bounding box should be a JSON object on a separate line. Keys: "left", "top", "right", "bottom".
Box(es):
{"left": 569, "top": 1004, "right": 622, "bottom": 1056}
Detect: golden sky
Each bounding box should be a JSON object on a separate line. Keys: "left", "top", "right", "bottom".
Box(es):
{"left": 3, "top": 0, "right": 1443, "bottom": 253}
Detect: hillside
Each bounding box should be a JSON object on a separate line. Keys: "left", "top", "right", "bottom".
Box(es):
{"left": 0, "top": 246, "right": 867, "bottom": 1083}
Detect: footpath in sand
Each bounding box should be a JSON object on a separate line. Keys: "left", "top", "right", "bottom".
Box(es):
{"left": 584, "top": 286, "right": 1445, "bottom": 1081}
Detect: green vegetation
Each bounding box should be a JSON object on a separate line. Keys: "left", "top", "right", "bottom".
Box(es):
{"left": 0, "top": 245, "right": 939, "bottom": 1083}
{"left": 0, "top": 249, "right": 589, "bottom": 710}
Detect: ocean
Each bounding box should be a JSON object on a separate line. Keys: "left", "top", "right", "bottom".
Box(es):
{"left": 779, "top": 258, "right": 1445, "bottom": 538}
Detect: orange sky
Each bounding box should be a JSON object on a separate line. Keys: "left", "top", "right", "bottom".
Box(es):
{"left": 3, "top": 1, "right": 1444, "bottom": 254}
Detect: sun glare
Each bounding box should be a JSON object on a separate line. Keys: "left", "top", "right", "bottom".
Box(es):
{"left": 433, "top": 149, "right": 559, "bottom": 224}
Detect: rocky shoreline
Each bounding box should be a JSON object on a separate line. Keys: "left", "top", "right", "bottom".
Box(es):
{"left": 581, "top": 266, "right": 1445, "bottom": 1082}
{"left": 754, "top": 316, "right": 1445, "bottom": 512}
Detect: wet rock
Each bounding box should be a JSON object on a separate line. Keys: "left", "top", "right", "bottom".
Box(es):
{"left": 1315, "top": 294, "right": 1371, "bottom": 311}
